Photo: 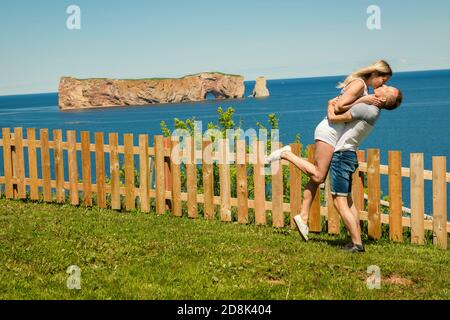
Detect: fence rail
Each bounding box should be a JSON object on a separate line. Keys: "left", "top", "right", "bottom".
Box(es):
{"left": 0, "top": 127, "right": 448, "bottom": 250}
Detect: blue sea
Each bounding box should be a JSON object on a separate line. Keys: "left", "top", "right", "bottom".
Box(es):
{"left": 1, "top": 69, "right": 449, "bottom": 215}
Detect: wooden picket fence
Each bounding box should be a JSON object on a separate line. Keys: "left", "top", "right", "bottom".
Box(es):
{"left": 0, "top": 127, "right": 448, "bottom": 249}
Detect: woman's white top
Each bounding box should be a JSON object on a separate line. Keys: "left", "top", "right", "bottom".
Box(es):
{"left": 314, "top": 78, "right": 368, "bottom": 147}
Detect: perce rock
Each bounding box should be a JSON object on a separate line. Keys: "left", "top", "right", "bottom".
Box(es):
{"left": 58, "top": 72, "right": 245, "bottom": 110}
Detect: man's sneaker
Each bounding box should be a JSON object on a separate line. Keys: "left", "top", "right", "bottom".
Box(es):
{"left": 265, "top": 145, "right": 292, "bottom": 163}
{"left": 343, "top": 243, "right": 365, "bottom": 253}
{"left": 293, "top": 215, "right": 309, "bottom": 241}
{"left": 343, "top": 242, "right": 354, "bottom": 250}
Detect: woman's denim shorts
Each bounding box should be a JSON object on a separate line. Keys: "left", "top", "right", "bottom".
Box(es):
{"left": 329, "top": 151, "right": 359, "bottom": 196}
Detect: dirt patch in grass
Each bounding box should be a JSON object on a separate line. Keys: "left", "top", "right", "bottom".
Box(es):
{"left": 384, "top": 274, "right": 414, "bottom": 286}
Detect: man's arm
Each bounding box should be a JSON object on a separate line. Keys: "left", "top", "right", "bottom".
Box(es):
{"left": 335, "top": 95, "right": 385, "bottom": 114}
{"left": 328, "top": 100, "right": 353, "bottom": 123}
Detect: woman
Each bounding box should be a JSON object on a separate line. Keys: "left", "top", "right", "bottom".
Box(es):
{"left": 266, "top": 60, "right": 393, "bottom": 240}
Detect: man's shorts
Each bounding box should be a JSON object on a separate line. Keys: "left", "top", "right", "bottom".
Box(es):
{"left": 329, "top": 151, "right": 359, "bottom": 196}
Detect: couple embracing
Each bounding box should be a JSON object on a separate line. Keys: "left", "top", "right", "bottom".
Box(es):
{"left": 267, "top": 60, "right": 403, "bottom": 253}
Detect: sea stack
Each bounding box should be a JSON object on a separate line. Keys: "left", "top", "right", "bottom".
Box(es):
{"left": 58, "top": 72, "right": 245, "bottom": 110}
{"left": 252, "top": 76, "right": 270, "bottom": 98}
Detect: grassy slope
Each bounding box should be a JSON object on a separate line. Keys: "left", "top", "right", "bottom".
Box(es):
{"left": 0, "top": 198, "right": 448, "bottom": 300}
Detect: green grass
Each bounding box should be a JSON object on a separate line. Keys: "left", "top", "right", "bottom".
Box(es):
{"left": 0, "top": 198, "right": 448, "bottom": 300}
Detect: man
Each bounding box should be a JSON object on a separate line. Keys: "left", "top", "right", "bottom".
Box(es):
{"left": 325, "top": 85, "right": 402, "bottom": 252}
{"left": 268, "top": 85, "right": 402, "bottom": 252}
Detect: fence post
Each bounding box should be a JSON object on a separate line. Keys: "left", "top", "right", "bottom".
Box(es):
{"left": 253, "top": 140, "right": 266, "bottom": 225}
{"left": 327, "top": 175, "right": 340, "bottom": 234}
{"left": 352, "top": 150, "right": 365, "bottom": 214}
{"left": 27, "top": 128, "right": 39, "bottom": 201}
{"left": 308, "top": 145, "right": 321, "bottom": 232}
{"left": 67, "top": 130, "right": 79, "bottom": 206}
{"left": 271, "top": 141, "right": 284, "bottom": 228}
{"left": 432, "top": 156, "right": 447, "bottom": 249}
{"left": 171, "top": 137, "right": 182, "bottom": 217}
{"left": 13, "top": 128, "right": 26, "bottom": 199}
{"left": 289, "top": 143, "right": 302, "bottom": 229}
{"left": 164, "top": 137, "right": 172, "bottom": 212}
{"left": 124, "top": 134, "right": 135, "bottom": 211}
{"left": 154, "top": 135, "right": 165, "bottom": 215}
{"left": 202, "top": 138, "right": 214, "bottom": 219}
{"left": 219, "top": 138, "right": 231, "bottom": 222}
{"left": 236, "top": 138, "right": 248, "bottom": 224}
{"left": 81, "top": 131, "right": 92, "bottom": 206}
{"left": 95, "top": 132, "right": 106, "bottom": 208}
{"left": 41, "top": 129, "right": 52, "bottom": 202}
{"left": 410, "top": 153, "right": 425, "bottom": 245}
{"left": 368, "top": 149, "right": 381, "bottom": 240}
{"left": 139, "top": 134, "right": 150, "bottom": 213}
{"left": 2, "top": 128, "right": 13, "bottom": 199}
{"left": 388, "top": 151, "right": 403, "bottom": 242}
{"left": 53, "top": 129, "right": 65, "bottom": 203}
{"left": 186, "top": 136, "right": 198, "bottom": 218}
{"left": 109, "top": 133, "right": 121, "bottom": 210}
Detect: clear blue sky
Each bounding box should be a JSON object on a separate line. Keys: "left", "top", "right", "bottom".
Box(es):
{"left": 1, "top": 0, "right": 450, "bottom": 95}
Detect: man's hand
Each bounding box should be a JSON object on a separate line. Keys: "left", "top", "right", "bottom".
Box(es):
{"left": 328, "top": 100, "right": 337, "bottom": 119}
{"left": 355, "top": 95, "right": 385, "bottom": 108}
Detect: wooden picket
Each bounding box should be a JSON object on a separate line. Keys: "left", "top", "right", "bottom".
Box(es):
{"left": 327, "top": 176, "right": 340, "bottom": 235}
{"left": 368, "top": 149, "right": 381, "bottom": 240}
{"left": 236, "top": 139, "right": 248, "bottom": 224}
{"left": 14, "top": 128, "right": 26, "bottom": 199}
{"left": 67, "top": 130, "right": 79, "bottom": 205}
{"left": 124, "top": 134, "right": 135, "bottom": 211}
{"left": 171, "top": 137, "right": 182, "bottom": 217}
{"left": 388, "top": 151, "right": 403, "bottom": 242}
{"left": 289, "top": 143, "right": 302, "bottom": 229}
{"left": 432, "top": 156, "right": 447, "bottom": 249}
{"left": 410, "top": 153, "right": 425, "bottom": 245}
{"left": 202, "top": 138, "right": 214, "bottom": 219}
{"left": 41, "top": 129, "right": 52, "bottom": 202}
{"left": 27, "top": 128, "right": 39, "bottom": 201}
{"left": 139, "top": 134, "right": 150, "bottom": 213}
{"left": 95, "top": 132, "right": 106, "bottom": 208}
{"left": 219, "top": 138, "right": 231, "bottom": 222}
{"left": 54, "top": 129, "right": 65, "bottom": 203}
{"left": 109, "top": 133, "right": 121, "bottom": 210}
{"left": 271, "top": 141, "right": 284, "bottom": 228}
{"left": 186, "top": 136, "right": 198, "bottom": 218}
{"left": 308, "top": 145, "right": 321, "bottom": 232}
{"left": 2, "top": 128, "right": 13, "bottom": 199}
{"left": 253, "top": 140, "right": 266, "bottom": 225}
{"left": 154, "top": 135, "right": 165, "bottom": 215}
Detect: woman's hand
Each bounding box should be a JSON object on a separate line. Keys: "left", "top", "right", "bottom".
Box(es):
{"left": 356, "top": 95, "right": 385, "bottom": 107}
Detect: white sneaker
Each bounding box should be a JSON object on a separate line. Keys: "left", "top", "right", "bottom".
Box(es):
{"left": 265, "top": 145, "right": 292, "bottom": 163}
{"left": 294, "top": 215, "right": 309, "bottom": 241}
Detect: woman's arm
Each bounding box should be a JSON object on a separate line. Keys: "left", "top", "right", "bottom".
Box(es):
{"left": 328, "top": 100, "right": 353, "bottom": 123}
{"left": 333, "top": 80, "right": 366, "bottom": 113}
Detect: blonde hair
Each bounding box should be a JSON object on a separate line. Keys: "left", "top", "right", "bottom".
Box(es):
{"left": 337, "top": 60, "right": 393, "bottom": 89}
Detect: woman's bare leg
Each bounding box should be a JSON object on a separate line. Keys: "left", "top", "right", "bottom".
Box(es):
{"left": 281, "top": 140, "right": 334, "bottom": 184}
{"left": 299, "top": 179, "right": 320, "bottom": 223}
{"left": 281, "top": 140, "right": 335, "bottom": 223}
